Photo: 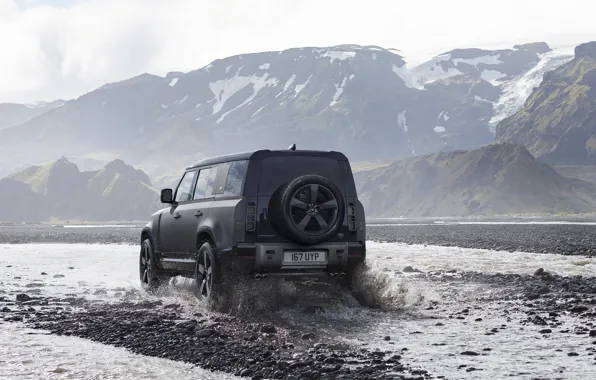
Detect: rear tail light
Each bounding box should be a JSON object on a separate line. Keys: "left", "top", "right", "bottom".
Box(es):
{"left": 246, "top": 203, "right": 256, "bottom": 231}
{"left": 348, "top": 203, "right": 356, "bottom": 231}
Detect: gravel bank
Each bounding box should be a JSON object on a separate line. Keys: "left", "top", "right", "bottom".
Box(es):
{"left": 0, "top": 294, "right": 429, "bottom": 380}
{"left": 3, "top": 223, "right": 596, "bottom": 258}
{"left": 368, "top": 224, "right": 596, "bottom": 257}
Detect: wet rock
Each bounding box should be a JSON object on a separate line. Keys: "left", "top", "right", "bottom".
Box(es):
{"left": 41, "top": 272, "right": 47, "bottom": 275}
{"left": 460, "top": 351, "right": 479, "bottom": 356}
{"left": 539, "top": 329, "right": 552, "bottom": 334}
{"left": 571, "top": 305, "right": 589, "bottom": 313}
{"left": 383, "top": 336, "right": 391, "bottom": 341}
{"left": 568, "top": 352, "right": 580, "bottom": 356}
{"left": 403, "top": 266, "right": 422, "bottom": 273}
{"left": 303, "top": 305, "right": 325, "bottom": 314}
{"left": 260, "top": 324, "right": 277, "bottom": 334}
{"left": 16, "top": 294, "right": 32, "bottom": 302}
{"left": 590, "top": 330, "right": 596, "bottom": 337}
{"left": 53, "top": 274, "right": 65, "bottom": 278}
{"left": 195, "top": 328, "right": 213, "bottom": 338}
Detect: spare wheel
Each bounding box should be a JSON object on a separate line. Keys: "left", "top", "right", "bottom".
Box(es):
{"left": 269, "top": 174, "right": 345, "bottom": 245}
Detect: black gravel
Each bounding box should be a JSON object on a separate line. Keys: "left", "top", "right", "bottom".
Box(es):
{"left": 0, "top": 225, "right": 140, "bottom": 244}
{"left": 0, "top": 224, "right": 596, "bottom": 257}
{"left": 2, "top": 223, "right": 596, "bottom": 258}
{"left": 0, "top": 294, "right": 429, "bottom": 380}
{"left": 368, "top": 224, "right": 596, "bottom": 257}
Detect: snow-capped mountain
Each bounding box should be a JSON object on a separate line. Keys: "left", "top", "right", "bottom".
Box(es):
{"left": 0, "top": 42, "right": 576, "bottom": 180}
{"left": 496, "top": 41, "right": 596, "bottom": 165}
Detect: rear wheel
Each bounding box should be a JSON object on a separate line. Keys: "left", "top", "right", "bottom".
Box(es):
{"left": 195, "top": 242, "right": 225, "bottom": 304}
{"left": 139, "top": 238, "right": 168, "bottom": 292}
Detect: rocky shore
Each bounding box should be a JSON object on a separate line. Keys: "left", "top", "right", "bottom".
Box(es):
{"left": 2, "top": 223, "right": 596, "bottom": 257}
{"left": 368, "top": 224, "right": 596, "bottom": 257}
{"left": 0, "top": 293, "right": 429, "bottom": 380}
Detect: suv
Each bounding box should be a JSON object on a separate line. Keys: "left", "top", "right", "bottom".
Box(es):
{"left": 139, "top": 148, "right": 366, "bottom": 303}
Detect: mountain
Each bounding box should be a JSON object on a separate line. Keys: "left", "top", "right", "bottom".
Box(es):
{"left": 496, "top": 41, "right": 596, "bottom": 165}
{"left": 0, "top": 42, "right": 575, "bottom": 180}
{"left": 0, "top": 158, "right": 160, "bottom": 222}
{"left": 354, "top": 143, "right": 596, "bottom": 217}
{"left": 0, "top": 100, "right": 65, "bottom": 130}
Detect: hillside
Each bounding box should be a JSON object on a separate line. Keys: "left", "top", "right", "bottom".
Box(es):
{"left": 354, "top": 143, "right": 596, "bottom": 217}
{"left": 0, "top": 42, "right": 573, "bottom": 181}
{"left": 0, "top": 100, "right": 65, "bottom": 130}
{"left": 0, "top": 158, "right": 160, "bottom": 222}
{"left": 496, "top": 41, "right": 596, "bottom": 165}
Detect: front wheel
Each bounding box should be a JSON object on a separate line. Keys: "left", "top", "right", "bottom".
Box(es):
{"left": 195, "top": 242, "right": 225, "bottom": 304}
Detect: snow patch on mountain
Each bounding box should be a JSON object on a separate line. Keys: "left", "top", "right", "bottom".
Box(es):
{"left": 488, "top": 49, "right": 575, "bottom": 134}
{"left": 294, "top": 75, "right": 312, "bottom": 94}
{"left": 320, "top": 50, "right": 356, "bottom": 64}
{"left": 215, "top": 73, "right": 278, "bottom": 123}
{"left": 410, "top": 54, "right": 463, "bottom": 85}
{"left": 452, "top": 54, "right": 502, "bottom": 66}
{"left": 397, "top": 110, "right": 408, "bottom": 132}
{"left": 392, "top": 64, "right": 421, "bottom": 89}
{"left": 276, "top": 74, "right": 296, "bottom": 98}
{"left": 259, "top": 63, "right": 270, "bottom": 70}
{"left": 434, "top": 126, "right": 446, "bottom": 133}
{"left": 251, "top": 105, "right": 265, "bottom": 118}
{"left": 411, "top": 53, "right": 504, "bottom": 86}
{"left": 480, "top": 69, "right": 507, "bottom": 84}
{"left": 330, "top": 76, "right": 350, "bottom": 107}
{"left": 169, "top": 78, "right": 178, "bottom": 87}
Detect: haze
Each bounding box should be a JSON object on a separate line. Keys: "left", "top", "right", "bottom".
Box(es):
{"left": 1, "top": 0, "right": 595, "bottom": 103}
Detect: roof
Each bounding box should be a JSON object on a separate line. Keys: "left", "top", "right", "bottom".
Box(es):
{"left": 187, "top": 149, "right": 349, "bottom": 169}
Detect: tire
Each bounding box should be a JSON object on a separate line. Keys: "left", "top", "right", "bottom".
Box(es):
{"left": 269, "top": 174, "right": 346, "bottom": 245}
{"left": 195, "top": 241, "right": 225, "bottom": 304}
{"left": 139, "top": 238, "right": 168, "bottom": 292}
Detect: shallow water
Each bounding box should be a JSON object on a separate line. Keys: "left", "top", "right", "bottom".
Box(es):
{"left": 0, "top": 323, "right": 239, "bottom": 380}
{"left": 1, "top": 242, "right": 595, "bottom": 379}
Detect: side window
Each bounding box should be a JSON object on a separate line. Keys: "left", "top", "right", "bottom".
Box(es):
{"left": 205, "top": 165, "right": 220, "bottom": 197}
{"left": 193, "top": 168, "right": 212, "bottom": 200}
{"left": 213, "top": 160, "right": 248, "bottom": 197}
{"left": 175, "top": 171, "right": 196, "bottom": 202}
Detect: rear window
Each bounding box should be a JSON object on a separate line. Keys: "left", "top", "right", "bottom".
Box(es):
{"left": 258, "top": 156, "right": 343, "bottom": 195}
{"left": 213, "top": 160, "right": 248, "bottom": 197}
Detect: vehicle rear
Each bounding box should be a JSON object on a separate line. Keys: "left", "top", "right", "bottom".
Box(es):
{"left": 234, "top": 150, "right": 366, "bottom": 281}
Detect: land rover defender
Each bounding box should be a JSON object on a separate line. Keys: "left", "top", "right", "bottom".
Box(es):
{"left": 139, "top": 147, "right": 366, "bottom": 302}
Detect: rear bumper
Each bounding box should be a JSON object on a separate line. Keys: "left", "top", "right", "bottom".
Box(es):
{"left": 219, "top": 241, "right": 365, "bottom": 274}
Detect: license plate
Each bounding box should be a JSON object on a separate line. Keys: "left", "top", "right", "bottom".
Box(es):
{"left": 283, "top": 251, "right": 326, "bottom": 264}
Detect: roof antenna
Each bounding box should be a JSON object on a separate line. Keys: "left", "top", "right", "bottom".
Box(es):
{"left": 288, "top": 143, "right": 296, "bottom": 151}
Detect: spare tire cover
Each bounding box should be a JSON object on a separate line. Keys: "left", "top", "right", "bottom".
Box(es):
{"left": 269, "top": 174, "right": 345, "bottom": 245}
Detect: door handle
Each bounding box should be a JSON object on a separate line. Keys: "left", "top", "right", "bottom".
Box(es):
{"left": 195, "top": 210, "right": 203, "bottom": 217}
{"left": 174, "top": 212, "right": 181, "bottom": 219}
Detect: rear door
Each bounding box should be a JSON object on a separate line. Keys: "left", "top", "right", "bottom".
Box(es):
{"left": 255, "top": 156, "right": 346, "bottom": 242}
{"left": 171, "top": 165, "right": 220, "bottom": 258}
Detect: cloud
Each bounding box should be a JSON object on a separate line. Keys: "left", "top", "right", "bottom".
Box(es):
{"left": 1, "top": 0, "right": 596, "bottom": 103}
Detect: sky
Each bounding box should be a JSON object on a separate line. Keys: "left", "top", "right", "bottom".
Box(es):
{"left": 1, "top": 0, "right": 595, "bottom": 103}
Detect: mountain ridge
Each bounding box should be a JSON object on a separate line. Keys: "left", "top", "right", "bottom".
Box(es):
{"left": 355, "top": 142, "right": 596, "bottom": 217}
{"left": 0, "top": 158, "right": 160, "bottom": 222}
{"left": 496, "top": 41, "right": 596, "bottom": 165}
